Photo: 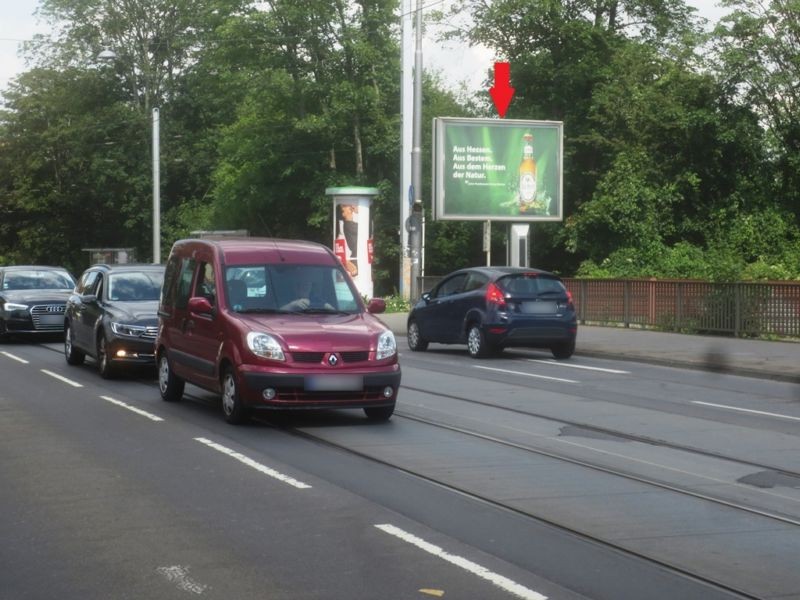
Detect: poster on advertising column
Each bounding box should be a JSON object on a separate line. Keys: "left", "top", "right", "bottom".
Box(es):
{"left": 433, "top": 117, "right": 564, "bottom": 221}
{"left": 326, "top": 187, "right": 377, "bottom": 299}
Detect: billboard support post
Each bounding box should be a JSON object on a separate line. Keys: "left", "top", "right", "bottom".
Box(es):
{"left": 483, "top": 220, "right": 491, "bottom": 266}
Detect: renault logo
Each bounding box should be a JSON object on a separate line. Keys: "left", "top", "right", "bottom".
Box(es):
{"left": 327, "top": 354, "right": 338, "bottom": 366}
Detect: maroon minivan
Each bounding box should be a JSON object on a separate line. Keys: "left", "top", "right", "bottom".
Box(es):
{"left": 156, "top": 238, "right": 401, "bottom": 424}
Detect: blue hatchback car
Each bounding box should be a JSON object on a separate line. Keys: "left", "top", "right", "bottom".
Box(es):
{"left": 407, "top": 266, "right": 577, "bottom": 359}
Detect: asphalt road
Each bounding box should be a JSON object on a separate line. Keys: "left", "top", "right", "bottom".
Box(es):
{"left": 2, "top": 334, "right": 799, "bottom": 599}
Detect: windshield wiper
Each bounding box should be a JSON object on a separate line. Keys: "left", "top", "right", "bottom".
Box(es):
{"left": 295, "top": 307, "right": 351, "bottom": 315}
{"left": 238, "top": 308, "right": 281, "bottom": 314}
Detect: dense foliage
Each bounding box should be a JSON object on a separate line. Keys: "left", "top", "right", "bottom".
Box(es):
{"left": 1, "top": 0, "right": 798, "bottom": 289}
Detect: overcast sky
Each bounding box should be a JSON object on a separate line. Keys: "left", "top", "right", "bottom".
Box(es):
{"left": 0, "top": 0, "right": 731, "bottom": 96}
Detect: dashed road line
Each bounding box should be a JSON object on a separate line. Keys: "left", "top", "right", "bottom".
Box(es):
{"left": 693, "top": 401, "right": 800, "bottom": 422}
{"left": 40, "top": 369, "right": 83, "bottom": 387}
{"left": 375, "top": 524, "right": 547, "bottom": 600}
{"left": 100, "top": 395, "right": 164, "bottom": 422}
{"left": 1, "top": 351, "right": 29, "bottom": 364}
{"left": 526, "top": 359, "right": 630, "bottom": 374}
{"left": 475, "top": 365, "right": 578, "bottom": 384}
{"left": 194, "top": 437, "right": 312, "bottom": 489}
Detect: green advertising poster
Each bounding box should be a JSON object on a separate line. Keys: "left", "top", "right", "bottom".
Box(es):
{"left": 433, "top": 117, "right": 563, "bottom": 221}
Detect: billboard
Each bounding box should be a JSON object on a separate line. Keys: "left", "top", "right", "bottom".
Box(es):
{"left": 433, "top": 117, "right": 563, "bottom": 221}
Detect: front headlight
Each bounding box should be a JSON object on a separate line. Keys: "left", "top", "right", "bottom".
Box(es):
{"left": 111, "top": 322, "right": 147, "bottom": 337}
{"left": 3, "top": 302, "right": 29, "bottom": 312}
{"left": 376, "top": 330, "right": 396, "bottom": 360}
{"left": 246, "top": 332, "right": 285, "bottom": 361}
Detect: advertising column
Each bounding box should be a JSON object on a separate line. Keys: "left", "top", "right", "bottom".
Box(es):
{"left": 326, "top": 187, "right": 378, "bottom": 299}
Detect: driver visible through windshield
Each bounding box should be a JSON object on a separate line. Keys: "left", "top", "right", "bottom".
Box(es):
{"left": 225, "top": 264, "right": 359, "bottom": 314}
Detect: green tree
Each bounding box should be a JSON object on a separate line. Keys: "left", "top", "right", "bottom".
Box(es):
{"left": 713, "top": 0, "right": 800, "bottom": 218}
{"left": 0, "top": 67, "right": 150, "bottom": 272}
{"left": 35, "top": 0, "right": 249, "bottom": 112}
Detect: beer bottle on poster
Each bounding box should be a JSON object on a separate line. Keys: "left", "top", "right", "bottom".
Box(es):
{"left": 518, "top": 133, "right": 537, "bottom": 212}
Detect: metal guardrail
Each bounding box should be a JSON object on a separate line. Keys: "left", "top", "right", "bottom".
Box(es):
{"left": 563, "top": 279, "right": 800, "bottom": 338}
{"left": 417, "top": 276, "right": 800, "bottom": 338}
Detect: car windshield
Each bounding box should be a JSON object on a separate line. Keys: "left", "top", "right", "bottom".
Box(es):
{"left": 2, "top": 270, "right": 74, "bottom": 291}
{"left": 497, "top": 273, "right": 566, "bottom": 296}
{"left": 225, "top": 263, "right": 360, "bottom": 314}
{"left": 108, "top": 271, "right": 164, "bottom": 301}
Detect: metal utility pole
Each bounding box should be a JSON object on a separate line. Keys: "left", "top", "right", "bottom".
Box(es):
{"left": 400, "top": 0, "right": 413, "bottom": 299}
{"left": 152, "top": 107, "right": 161, "bottom": 264}
{"left": 408, "top": 0, "right": 424, "bottom": 301}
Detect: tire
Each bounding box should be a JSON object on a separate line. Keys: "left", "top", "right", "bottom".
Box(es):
{"left": 158, "top": 351, "right": 184, "bottom": 402}
{"left": 96, "top": 333, "right": 115, "bottom": 378}
{"left": 467, "top": 324, "right": 491, "bottom": 358}
{"left": 64, "top": 323, "right": 85, "bottom": 366}
{"left": 364, "top": 404, "right": 395, "bottom": 421}
{"left": 407, "top": 320, "right": 428, "bottom": 352}
{"left": 221, "top": 366, "right": 248, "bottom": 424}
{"left": 551, "top": 339, "right": 576, "bottom": 360}
{"left": 0, "top": 319, "right": 8, "bottom": 343}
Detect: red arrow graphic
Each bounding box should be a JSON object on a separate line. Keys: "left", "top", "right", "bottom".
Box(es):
{"left": 489, "top": 62, "right": 515, "bottom": 118}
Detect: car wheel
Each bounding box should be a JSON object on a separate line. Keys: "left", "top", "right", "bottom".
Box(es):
{"left": 364, "top": 404, "right": 395, "bottom": 421}
{"left": 407, "top": 320, "right": 428, "bottom": 351}
{"left": 551, "top": 339, "right": 576, "bottom": 360}
{"left": 158, "top": 351, "right": 184, "bottom": 402}
{"left": 64, "top": 323, "right": 85, "bottom": 366}
{"left": 0, "top": 319, "right": 7, "bottom": 343}
{"left": 96, "top": 333, "right": 115, "bottom": 378}
{"left": 221, "top": 366, "right": 248, "bottom": 424}
{"left": 467, "top": 324, "right": 491, "bottom": 358}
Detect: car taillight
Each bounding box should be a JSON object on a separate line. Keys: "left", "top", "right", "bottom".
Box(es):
{"left": 566, "top": 289, "right": 575, "bottom": 310}
{"left": 486, "top": 282, "right": 506, "bottom": 309}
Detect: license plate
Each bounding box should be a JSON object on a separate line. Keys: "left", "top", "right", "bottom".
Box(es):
{"left": 37, "top": 315, "right": 64, "bottom": 326}
{"left": 521, "top": 301, "right": 557, "bottom": 314}
{"left": 305, "top": 375, "right": 363, "bottom": 391}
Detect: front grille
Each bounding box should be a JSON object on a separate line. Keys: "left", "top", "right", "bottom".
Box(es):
{"left": 291, "top": 351, "right": 370, "bottom": 364}
{"left": 292, "top": 352, "right": 325, "bottom": 363}
{"left": 30, "top": 304, "right": 66, "bottom": 331}
{"left": 275, "top": 388, "right": 387, "bottom": 402}
{"left": 143, "top": 326, "right": 158, "bottom": 340}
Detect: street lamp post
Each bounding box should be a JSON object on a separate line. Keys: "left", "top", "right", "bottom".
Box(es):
{"left": 97, "top": 47, "right": 161, "bottom": 264}
{"left": 152, "top": 107, "right": 161, "bottom": 264}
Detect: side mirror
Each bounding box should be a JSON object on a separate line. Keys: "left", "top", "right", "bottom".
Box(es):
{"left": 421, "top": 292, "right": 431, "bottom": 303}
{"left": 81, "top": 294, "right": 97, "bottom": 303}
{"left": 367, "top": 297, "right": 386, "bottom": 314}
{"left": 188, "top": 296, "right": 214, "bottom": 317}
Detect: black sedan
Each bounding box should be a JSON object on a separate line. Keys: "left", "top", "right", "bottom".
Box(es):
{"left": 64, "top": 263, "right": 164, "bottom": 377}
{"left": 0, "top": 266, "right": 76, "bottom": 341}
{"left": 407, "top": 266, "right": 577, "bottom": 359}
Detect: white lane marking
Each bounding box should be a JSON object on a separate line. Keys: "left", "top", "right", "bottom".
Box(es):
{"left": 526, "top": 359, "right": 629, "bottom": 374}
{"left": 41, "top": 369, "right": 83, "bottom": 387}
{"left": 475, "top": 365, "right": 578, "bottom": 384}
{"left": 375, "top": 524, "right": 547, "bottom": 600}
{"left": 100, "top": 396, "right": 164, "bottom": 422}
{"left": 156, "top": 565, "right": 208, "bottom": 595}
{"left": 194, "top": 437, "right": 312, "bottom": 489}
{"left": 693, "top": 401, "right": 800, "bottom": 422}
{"left": 1, "top": 351, "right": 29, "bottom": 364}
